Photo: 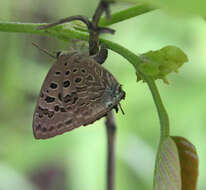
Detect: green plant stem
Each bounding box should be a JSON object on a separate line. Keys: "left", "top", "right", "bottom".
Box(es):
{"left": 99, "top": 4, "right": 156, "bottom": 26}
{"left": 101, "top": 39, "right": 170, "bottom": 139}
{"left": 0, "top": 22, "right": 89, "bottom": 41}
{"left": 0, "top": 22, "right": 46, "bottom": 34}
{"left": 0, "top": 4, "right": 155, "bottom": 34}
{"left": 143, "top": 78, "right": 169, "bottom": 139}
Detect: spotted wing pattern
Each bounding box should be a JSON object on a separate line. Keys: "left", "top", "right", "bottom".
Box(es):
{"left": 33, "top": 52, "right": 125, "bottom": 139}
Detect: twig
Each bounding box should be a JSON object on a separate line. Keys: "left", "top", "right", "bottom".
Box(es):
{"left": 105, "top": 111, "right": 116, "bottom": 190}
{"left": 99, "top": 4, "right": 155, "bottom": 26}
{"left": 0, "top": 4, "right": 155, "bottom": 35}
{"left": 89, "top": 0, "right": 112, "bottom": 55}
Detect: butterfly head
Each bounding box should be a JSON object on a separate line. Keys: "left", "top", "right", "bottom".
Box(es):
{"left": 104, "top": 83, "right": 125, "bottom": 111}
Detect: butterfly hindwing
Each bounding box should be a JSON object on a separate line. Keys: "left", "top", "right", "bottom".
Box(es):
{"left": 62, "top": 53, "right": 124, "bottom": 126}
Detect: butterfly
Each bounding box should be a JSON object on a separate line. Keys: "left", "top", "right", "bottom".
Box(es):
{"left": 32, "top": 49, "right": 125, "bottom": 139}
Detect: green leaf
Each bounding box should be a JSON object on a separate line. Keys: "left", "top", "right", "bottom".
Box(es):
{"left": 172, "top": 136, "right": 199, "bottom": 190}
{"left": 137, "top": 46, "right": 188, "bottom": 83}
{"left": 154, "top": 137, "right": 181, "bottom": 190}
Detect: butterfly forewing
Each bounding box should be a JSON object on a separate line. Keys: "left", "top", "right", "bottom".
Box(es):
{"left": 33, "top": 52, "right": 125, "bottom": 139}
{"left": 33, "top": 54, "right": 74, "bottom": 139}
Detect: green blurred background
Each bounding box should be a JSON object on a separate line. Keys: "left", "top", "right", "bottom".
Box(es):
{"left": 0, "top": 0, "right": 206, "bottom": 189}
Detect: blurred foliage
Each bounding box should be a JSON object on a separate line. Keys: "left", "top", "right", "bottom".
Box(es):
{"left": 0, "top": 0, "right": 206, "bottom": 190}
{"left": 119, "top": 0, "right": 206, "bottom": 16}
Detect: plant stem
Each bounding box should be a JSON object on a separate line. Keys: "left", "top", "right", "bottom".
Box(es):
{"left": 105, "top": 111, "right": 116, "bottom": 190}
{"left": 0, "top": 21, "right": 89, "bottom": 41}
{"left": 143, "top": 78, "right": 169, "bottom": 139}
{"left": 0, "top": 22, "right": 46, "bottom": 34}
{"left": 99, "top": 4, "right": 156, "bottom": 26}
{"left": 100, "top": 39, "right": 170, "bottom": 139}
{"left": 0, "top": 4, "right": 155, "bottom": 34}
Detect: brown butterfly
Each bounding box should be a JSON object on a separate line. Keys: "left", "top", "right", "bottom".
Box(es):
{"left": 33, "top": 46, "right": 125, "bottom": 139}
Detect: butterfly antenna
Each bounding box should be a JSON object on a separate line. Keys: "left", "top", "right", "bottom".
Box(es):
{"left": 37, "top": 15, "right": 91, "bottom": 30}
{"left": 118, "top": 103, "right": 125, "bottom": 115}
{"left": 32, "top": 42, "right": 56, "bottom": 59}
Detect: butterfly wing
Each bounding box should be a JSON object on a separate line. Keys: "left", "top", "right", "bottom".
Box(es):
{"left": 61, "top": 54, "right": 125, "bottom": 127}
{"left": 32, "top": 56, "right": 76, "bottom": 139}
{"left": 33, "top": 53, "right": 125, "bottom": 139}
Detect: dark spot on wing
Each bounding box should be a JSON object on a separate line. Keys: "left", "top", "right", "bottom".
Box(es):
{"left": 63, "top": 80, "right": 70, "bottom": 88}
{"left": 50, "top": 82, "right": 58, "bottom": 89}
{"left": 65, "top": 70, "right": 70, "bottom": 75}
{"left": 74, "top": 77, "right": 82, "bottom": 83}
{"left": 45, "top": 96, "right": 55, "bottom": 103}
{"left": 54, "top": 105, "right": 60, "bottom": 112}
{"left": 64, "top": 94, "right": 72, "bottom": 103}
{"left": 60, "top": 107, "right": 66, "bottom": 112}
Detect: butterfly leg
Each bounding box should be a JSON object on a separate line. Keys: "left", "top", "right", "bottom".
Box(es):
{"left": 93, "top": 44, "right": 108, "bottom": 64}
{"left": 32, "top": 42, "right": 57, "bottom": 59}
